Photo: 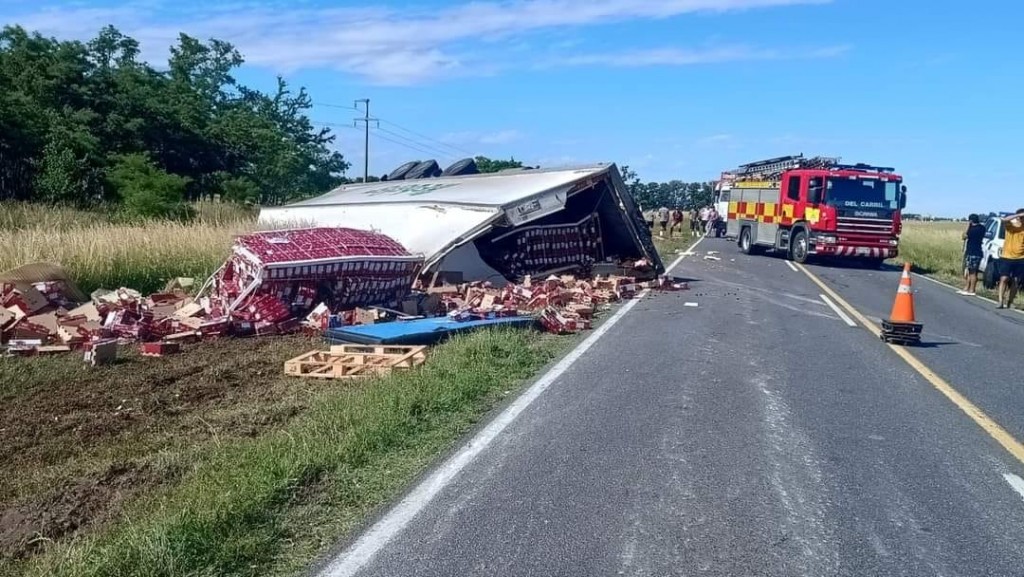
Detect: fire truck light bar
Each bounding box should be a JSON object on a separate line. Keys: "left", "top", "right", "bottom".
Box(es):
{"left": 832, "top": 163, "right": 896, "bottom": 173}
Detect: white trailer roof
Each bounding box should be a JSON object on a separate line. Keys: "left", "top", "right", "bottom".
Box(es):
{"left": 257, "top": 163, "right": 662, "bottom": 276}
{"left": 284, "top": 165, "right": 610, "bottom": 208}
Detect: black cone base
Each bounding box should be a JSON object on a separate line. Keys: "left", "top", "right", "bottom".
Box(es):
{"left": 880, "top": 319, "right": 923, "bottom": 345}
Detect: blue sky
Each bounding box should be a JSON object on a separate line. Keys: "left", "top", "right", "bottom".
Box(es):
{"left": 3, "top": 0, "right": 1021, "bottom": 217}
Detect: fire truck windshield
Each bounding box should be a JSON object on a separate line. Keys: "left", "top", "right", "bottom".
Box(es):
{"left": 826, "top": 177, "right": 900, "bottom": 210}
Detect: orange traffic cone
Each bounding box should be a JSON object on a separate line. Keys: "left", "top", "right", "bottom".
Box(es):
{"left": 881, "top": 262, "right": 922, "bottom": 345}
{"left": 889, "top": 262, "right": 916, "bottom": 322}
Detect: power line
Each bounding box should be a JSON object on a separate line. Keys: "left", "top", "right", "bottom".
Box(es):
{"left": 316, "top": 100, "right": 475, "bottom": 157}
{"left": 315, "top": 102, "right": 360, "bottom": 112}
{"left": 374, "top": 126, "right": 460, "bottom": 160}
{"left": 353, "top": 99, "right": 378, "bottom": 183}
{"left": 377, "top": 118, "right": 476, "bottom": 157}
{"left": 372, "top": 129, "right": 459, "bottom": 162}
{"left": 312, "top": 100, "right": 471, "bottom": 173}
{"left": 315, "top": 120, "right": 453, "bottom": 161}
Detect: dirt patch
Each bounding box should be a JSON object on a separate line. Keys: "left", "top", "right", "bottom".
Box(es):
{"left": 0, "top": 462, "right": 160, "bottom": 560}
{"left": 0, "top": 334, "right": 321, "bottom": 564}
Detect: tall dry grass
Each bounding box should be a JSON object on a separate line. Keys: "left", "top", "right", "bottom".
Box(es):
{"left": 898, "top": 220, "right": 965, "bottom": 284}
{"left": 898, "top": 220, "right": 1022, "bottom": 309}
{"left": 0, "top": 202, "right": 258, "bottom": 294}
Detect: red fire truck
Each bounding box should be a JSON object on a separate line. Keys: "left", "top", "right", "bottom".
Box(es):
{"left": 717, "top": 155, "right": 907, "bottom": 267}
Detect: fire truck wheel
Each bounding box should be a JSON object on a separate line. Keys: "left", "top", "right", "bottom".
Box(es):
{"left": 791, "top": 229, "right": 809, "bottom": 264}
{"left": 739, "top": 227, "right": 760, "bottom": 254}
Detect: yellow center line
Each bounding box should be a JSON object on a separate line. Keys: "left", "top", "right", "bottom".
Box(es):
{"left": 794, "top": 262, "right": 1024, "bottom": 466}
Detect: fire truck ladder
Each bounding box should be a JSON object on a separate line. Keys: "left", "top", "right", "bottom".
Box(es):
{"left": 735, "top": 154, "right": 841, "bottom": 180}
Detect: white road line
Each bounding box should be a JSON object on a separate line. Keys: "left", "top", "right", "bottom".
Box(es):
{"left": 1003, "top": 473, "right": 1024, "bottom": 502}
{"left": 786, "top": 261, "right": 799, "bottom": 273}
{"left": 665, "top": 236, "right": 705, "bottom": 273}
{"left": 318, "top": 241, "right": 703, "bottom": 577}
{"left": 820, "top": 294, "right": 857, "bottom": 327}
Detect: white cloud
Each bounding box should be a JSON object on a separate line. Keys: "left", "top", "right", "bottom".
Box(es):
{"left": 702, "top": 134, "right": 735, "bottom": 142}
{"left": 480, "top": 129, "right": 523, "bottom": 144}
{"left": 441, "top": 129, "right": 524, "bottom": 145}
{"left": 6, "top": 0, "right": 834, "bottom": 85}
{"left": 548, "top": 44, "right": 850, "bottom": 68}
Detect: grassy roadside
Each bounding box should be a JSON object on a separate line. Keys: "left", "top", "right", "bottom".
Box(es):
{"left": 13, "top": 329, "right": 565, "bottom": 577}
{"left": 650, "top": 225, "right": 703, "bottom": 263}
{"left": 898, "top": 220, "right": 1022, "bottom": 310}
{"left": 0, "top": 202, "right": 257, "bottom": 295}
{"left": 2, "top": 203, "right": 687, "bottom": 577}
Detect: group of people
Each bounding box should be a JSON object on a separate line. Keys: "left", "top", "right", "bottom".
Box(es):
{"left": 645, "top": 206, "right": 721, "bottom": 239}
{"left": 959, "top": 209, "right": 1024, "bottom": 309}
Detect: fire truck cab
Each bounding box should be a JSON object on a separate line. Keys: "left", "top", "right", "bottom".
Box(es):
{"left": 721, "top": 155, "right": 907, "bottom": 266}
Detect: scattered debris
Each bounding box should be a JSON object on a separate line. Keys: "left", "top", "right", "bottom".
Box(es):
{"left": 3, "top": 226, "right": 689, "bottom": 359}
{"left": 703, "top": 255, "right": 722, "bottom": 261}
{"left": 684, "top": 302, "right": 699, "bottom": 308}
{"left": 284, "top": 344, "right": 428, "bottom": 380}
{"left": 1, "top": 228, "right": 425, "bottom": 359}
{"left": 83, "top": 339, "right": 118, "bottom": 366}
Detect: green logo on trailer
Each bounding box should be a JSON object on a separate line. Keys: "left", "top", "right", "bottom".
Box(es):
{"left": 362, "top": 183, "right": 460, "bottom": 197}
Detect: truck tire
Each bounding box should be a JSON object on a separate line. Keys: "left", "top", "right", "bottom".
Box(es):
{"left": 791, "top": 229, "right": 810, "bottom": 264}
{"left": 983, "top": 261, "right": 998, "bottom": 290}
{"left": 739, "top": 227, "right": 755, "bottom": 255}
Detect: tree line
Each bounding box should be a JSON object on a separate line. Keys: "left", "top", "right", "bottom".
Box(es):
{"left": 620, "top": 165, "right": 716, "bottom": 212}
{"left": 0, "top": 22, "right": 698, "bottom": 222}
{"left": 0, "top": 25, "right": 349, "bottom": 217}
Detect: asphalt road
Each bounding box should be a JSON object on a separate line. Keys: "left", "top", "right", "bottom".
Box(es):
{"left": 321, "top": 237, "right": 1024, "bottom": 577}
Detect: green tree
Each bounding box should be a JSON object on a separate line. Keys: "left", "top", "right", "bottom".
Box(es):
{"left": 107, "top": 153, "right": 190, "bottom": 218}
{"left": 619, "top": 164, "right": 643, "bottom": 202}
{"left": 0, "top": 25, "right": 350, "bottom": 209}
{"left": 475, "top": 156, "right": 523, "bottom": 173}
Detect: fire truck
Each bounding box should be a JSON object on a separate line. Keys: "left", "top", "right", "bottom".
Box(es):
{"left": 717, "top": 155, "right": 907, "bottom": 266}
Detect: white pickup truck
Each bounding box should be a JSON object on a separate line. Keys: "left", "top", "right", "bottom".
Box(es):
{"left": 980, "top": 212, "right": 1013, "bottom": 289}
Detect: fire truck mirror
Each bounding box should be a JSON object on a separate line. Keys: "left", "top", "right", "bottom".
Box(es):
{"left": 899, "top": 189, "right": 908, "bottom": 210}
{"left": 808, "top": 185, "right": 823, "bottom": 205}
{"left": 807, "top": 177, "right": 824, "bottom": 204}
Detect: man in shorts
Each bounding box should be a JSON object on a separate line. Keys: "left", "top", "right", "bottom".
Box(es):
{"left": 669, "top": 208, "right": 684, "bottom": 238}
{"left": 689, "top": 209, "right": 700, "bottom": 237}
{"left": 997, "top": 208, "right": 1024, "bottom": 309}
{"left": 657, "top": 206, "right": 670, "bottom": 237}
{"left": 958, "top": 214, "right": 985, "bottom": 296}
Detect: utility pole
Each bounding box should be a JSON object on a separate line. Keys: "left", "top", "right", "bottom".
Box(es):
{"left": 353, "top": 99, "right": 378, "bottom": 183}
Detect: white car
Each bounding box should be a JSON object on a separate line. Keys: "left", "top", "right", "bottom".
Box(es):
{"left": 980, "top": 213, "right": 1011, "bottom": 289}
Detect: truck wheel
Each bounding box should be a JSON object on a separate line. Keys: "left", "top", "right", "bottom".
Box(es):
{"left": 739, "top": 227, "right": 754, "bottom": 254}
{"left": 983, "top": 261, "right": 998, "bottom": 290}
{"left": 791, "top": 229, "right": 810, "bottom": 264}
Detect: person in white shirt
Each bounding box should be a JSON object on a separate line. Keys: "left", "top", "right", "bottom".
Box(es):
{"left": 656, "top": 206, "right": 670, "bottom": 237}
{"left": 706, "top": 206, "right": 720, "bottom": 236}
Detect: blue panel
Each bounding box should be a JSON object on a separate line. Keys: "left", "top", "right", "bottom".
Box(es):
{"left": 324, "top": 316, "right": 538, "bottom": 346}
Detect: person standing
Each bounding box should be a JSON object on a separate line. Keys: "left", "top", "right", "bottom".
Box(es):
{"left": 997, "top": 209, "right": 1024, "bottom": 309}
{"left": 958, "top": 214, "right": 986, "bottom": 296}
{"left": 657, "top": 206, "right": 670, "bottom": 237}
{"left": 706, "top": 206, "right": 720, "bottom": 237}
{"left": 699, "top": 206, "right": 709, "bottom": 234}
{"left": 689, "top": 208, "right": 700, "bottom": 237}
{"left": 669, "top": 208, "right": 684, "bottom": 238}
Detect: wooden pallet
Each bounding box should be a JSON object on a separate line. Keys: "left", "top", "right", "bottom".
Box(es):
{"left": 284, "top": 344, "right": 428, "bottom": 380}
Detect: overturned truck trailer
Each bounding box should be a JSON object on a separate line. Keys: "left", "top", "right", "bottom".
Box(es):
{"left": 258, "top": 164, "right": 664, "bottom": 283}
